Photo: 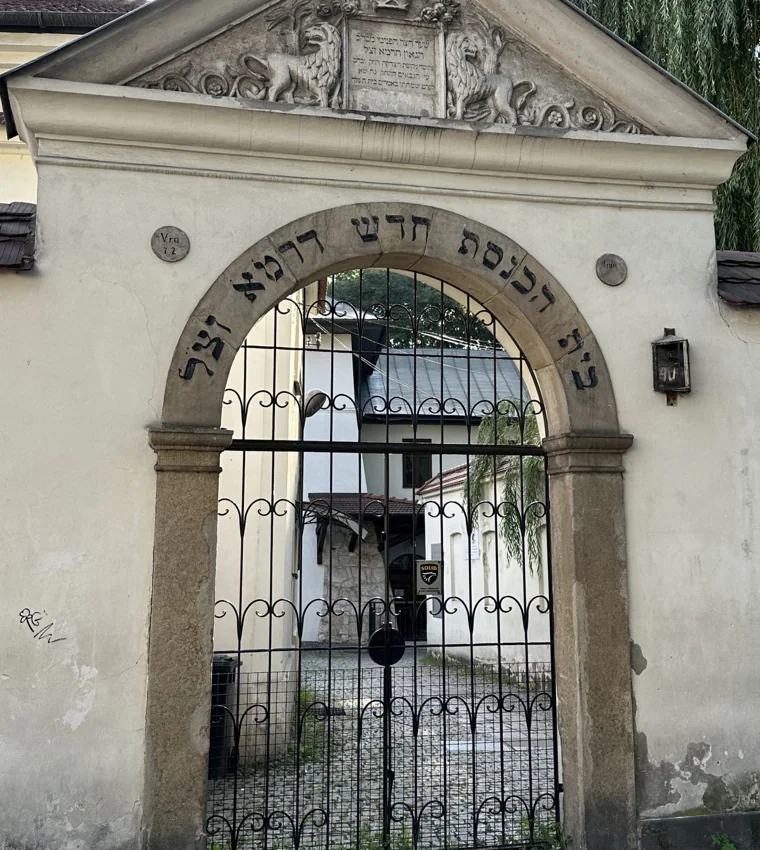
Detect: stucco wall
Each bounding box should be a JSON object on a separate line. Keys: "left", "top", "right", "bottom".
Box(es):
{"left": 362, "top": 422, "right": 469, "bottom": 497}
{"left": 0, "top": 126, "right": 758, "bottom": 847}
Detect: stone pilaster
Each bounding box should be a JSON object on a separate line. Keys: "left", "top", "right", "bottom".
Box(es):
{"left": 144, "top": 426, "right": 234, "bottom": 850}
{"left": 543, "top": 433, "right": 637, "bottom": 850}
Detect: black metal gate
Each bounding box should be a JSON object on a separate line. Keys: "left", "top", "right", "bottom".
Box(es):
{"left": 206, "top": 270, "right": 561, "bottom": 850}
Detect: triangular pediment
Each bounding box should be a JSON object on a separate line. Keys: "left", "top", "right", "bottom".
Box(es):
{"left": 125, "top": 0, "right": 649, "bottom": 134}
{"left": 1, "top": 0, "right": 750, "bottom": 142}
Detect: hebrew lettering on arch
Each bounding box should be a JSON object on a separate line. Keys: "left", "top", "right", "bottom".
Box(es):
{"left": 411, "top": 215, "right": 431, "bottom": 242}
{"left": 512, "top": 266, "right": 537, "bottom": 296}
{"left": 351, "top": 216, "right": 380, "bottom": 243}
{"left": 254, "top": 255, "right": 284, "bottom": 282}
{"left": 204, "top": 315, "right": 231, "bottom": 334}
{"left": 385, "top": 215, "right": 405, "bottom": 239}
{"left": 458, "top": 229, "right": 480, "bottom": 258}
{"left": 482, "top": 242, "right": 503, "bottom": 271}
{"left": 572, "top": 367, "right": 598, "bottom": 391}
{"left": 559, "top": 329, "right": 584, "bottom": 355}
{"left": 233, "top": 272, "right": 266, "bottom": 303}
{"left": 297, "top": 230, "right": 324, "bottom": 254}
{"left": 499, "top": 256, "right": 519, "bottom": 282}
{"left": 192, "top": 331, "right": 225, "bottom": 362}
{"left": 278, "top": 240, "right": 304, "bottom": 263}
{"left": 179, "top": 358, "right": 215, "bottom": 381}
{"left": 538, "top": 284, "right": 556, "bottom": 312}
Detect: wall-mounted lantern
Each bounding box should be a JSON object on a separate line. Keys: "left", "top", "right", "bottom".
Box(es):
{"left": 652, "top": 328, "right": 690, "bottom": 398}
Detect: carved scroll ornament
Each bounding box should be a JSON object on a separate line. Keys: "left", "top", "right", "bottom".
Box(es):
{"left": 130, "top": 0, "right": 649, "bottom": 134}
{"left": 444, "top": 19, "right": 643, "bottom": 132}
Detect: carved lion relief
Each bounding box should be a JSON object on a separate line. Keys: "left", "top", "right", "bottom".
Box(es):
{"left": 128, "top": 0, "right": 651, "bottom": 135}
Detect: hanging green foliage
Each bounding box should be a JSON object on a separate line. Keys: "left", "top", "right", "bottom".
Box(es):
{"left": 466, "top": 402, "right": 544, "bottom": 576}
{"left": 574, "top": 0, "right": 760, "bottom": 250}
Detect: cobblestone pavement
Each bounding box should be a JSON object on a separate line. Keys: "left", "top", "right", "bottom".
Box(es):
{"left": 207, "top": 649, "right": 556, "bottom": 850}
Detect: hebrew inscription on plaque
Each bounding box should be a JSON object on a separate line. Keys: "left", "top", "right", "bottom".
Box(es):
{"left": 347, "top": 18, "right": 443, "bottom": 117}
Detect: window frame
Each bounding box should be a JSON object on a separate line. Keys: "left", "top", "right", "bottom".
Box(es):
{"left": 401, "top": 438, "right": 433, "bottom": 489}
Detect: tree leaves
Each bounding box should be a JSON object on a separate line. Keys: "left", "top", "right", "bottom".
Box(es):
{"left": 466, "top": 403, "right": 544, "bottom": 576}
{"left": 576, "top": 0, "right": 760, "bottom": 249}
{"left": 330, "top": 270, "right": 498, "bottom": 349}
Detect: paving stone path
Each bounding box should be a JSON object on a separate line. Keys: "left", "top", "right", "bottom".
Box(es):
{"left": 207, "top": 650, "right": 556, "bottom": 850}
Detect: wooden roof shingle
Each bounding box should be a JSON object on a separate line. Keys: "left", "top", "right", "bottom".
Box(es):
{"left": 717, "top": 251, "right": 760, "bottom": 306}
{"left": 0, "top": 201, "right": 35, "bottom": 271}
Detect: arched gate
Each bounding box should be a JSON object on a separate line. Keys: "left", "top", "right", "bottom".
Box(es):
{"left": 205, "top": 269, "right": 561, "bottom": 850}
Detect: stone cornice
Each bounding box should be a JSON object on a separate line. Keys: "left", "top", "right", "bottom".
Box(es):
{"left": 148, "top": 426, "right": 234, "bottom": 473}
{"left": 543, "top": 432, "right": 634, "bottom": 475}
{"left": 6, "top": 77, "right": 746, "bottom": 202}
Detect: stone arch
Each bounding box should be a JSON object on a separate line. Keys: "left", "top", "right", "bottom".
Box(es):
{"left": 147, "top": 203, "right": 636, "bottom": 850}
{"left": 162, "top": 203, "right": 618, "bottom": 437}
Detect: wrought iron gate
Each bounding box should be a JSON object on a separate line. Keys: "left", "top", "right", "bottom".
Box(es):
{"left": 206, "top": 270, "right": 560, "bottom": 850}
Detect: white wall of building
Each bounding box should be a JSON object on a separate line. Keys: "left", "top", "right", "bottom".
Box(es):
{"left": 423, "top": 477, "right": 549, "bottom": 667}
{"left": 362, "top": 422, "right": 469, "bottom": 497}
{"left": 215, "top": 309, "right": 302, "bottom": 667}
{"left": 300, "top": 329, "right": 368, "bottom": 640}
{"left": 302, "top": 330, "right": 367, "bottom": 495}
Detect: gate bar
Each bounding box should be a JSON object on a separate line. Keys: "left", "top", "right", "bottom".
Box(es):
{"left": 228, "top": 439, "right": 545, "bottom": 456}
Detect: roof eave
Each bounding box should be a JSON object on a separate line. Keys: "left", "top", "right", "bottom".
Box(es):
{"left": 0, "top": 11, "right": 127, "bottom": 31}
{"left": 0, "top": 0, "right": 149, "bottom": 139}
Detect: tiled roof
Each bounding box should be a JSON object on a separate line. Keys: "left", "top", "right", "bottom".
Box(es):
{"left": 0, "top": 202, "right": 35, "bottom": 271}
{"left": 307, "top": 493, "right": 423, "bottom": 518}
{"left": 0, "top": 0, "right": 145, "bottom": 30}
{"left": 416, "top": 463, "right": 469, "bottom": 497}
{"left": 0, "top": 0, "right": 142, "bottom": 12}
{"left": 417, "top": 459, "right": 515, "bottom": 497}
{"left": 361, "top": 349, "right": 525, "bottom": 420}
{"left": 717, "top": 251, "right": 760, "bottom": 306}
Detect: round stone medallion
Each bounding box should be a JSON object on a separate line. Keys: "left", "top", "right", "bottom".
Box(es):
{"left": 596, "top": 254, "right": 628, "bottom": 287}
{"left": 151, "top": 226, "right": 191, "bottom": 263}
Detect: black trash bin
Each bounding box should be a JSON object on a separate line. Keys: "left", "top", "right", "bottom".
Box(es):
{"left": 208, "top": 655, "right": 240, "bottom": 779}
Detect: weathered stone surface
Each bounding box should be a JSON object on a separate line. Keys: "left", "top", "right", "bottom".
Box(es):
{"left": 317, "top": 525, "right": 387, "bottom": 646}
{"left": 145, "top": 426, "right": 234, "bottom": 850}
{"left": 126, "top": 0, "right": 650, "bottom": 134}
{"left": 346, "top": 18, "right": 443, "bottom": 117}
{"left": 544, "top": 433, "right": 636, "bottom": 850}
{"left": 641, "top": 811, "right": 760, "bottom": 850}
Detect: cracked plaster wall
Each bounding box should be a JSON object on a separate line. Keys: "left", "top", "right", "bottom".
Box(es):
{"left": 1, "top": 135, "right": 759, "bottom": 846}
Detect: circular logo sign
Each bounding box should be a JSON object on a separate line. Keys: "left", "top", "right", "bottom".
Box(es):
{"left": 367, "top": 625, "right": 406, "bottom": 667}
{"left": 596, "top": 254, "right": 627, "bottom": 287}
{"left": 151, "top": 226, "right": 191, "bottom": 263}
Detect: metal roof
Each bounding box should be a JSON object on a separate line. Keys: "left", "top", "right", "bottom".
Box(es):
{"left": 717, "top": 251, "right": 760, "bottom": 305}
{"left": 0, "top": 201, "right": 35, "bottom": 270}
{"left": 360, "top": 349, "right": 526, "bottom": 420}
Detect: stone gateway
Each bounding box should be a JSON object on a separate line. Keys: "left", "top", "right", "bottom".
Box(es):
{"left": 0, "top": 0, "right": 757, "bottom": 849}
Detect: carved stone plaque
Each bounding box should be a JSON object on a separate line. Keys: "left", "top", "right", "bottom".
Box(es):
{"left": 345, "top": 18, "right": 444, "bottom": 118}
{"left": 152, "top": 226, "right": 190, "bottom": 263}
{"left": 128, "top": 0, "right": 650, "bottom": 134}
